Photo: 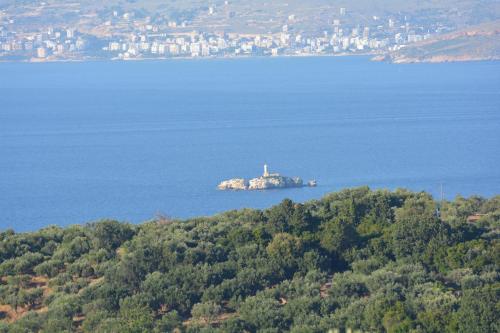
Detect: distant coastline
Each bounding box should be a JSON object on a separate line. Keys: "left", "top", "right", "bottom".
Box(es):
{"left": 4, "top": 48, "right": 500, "bottom": 65}
{"left": 2, "top": 51, "right": 498, "bottom": 64}
{"left": 0, "top": 52, "right": 374, "bottom": 64}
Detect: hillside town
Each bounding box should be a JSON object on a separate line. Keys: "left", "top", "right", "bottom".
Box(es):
{"left": 0, "top": 4, "right": 455, "bottom": 62}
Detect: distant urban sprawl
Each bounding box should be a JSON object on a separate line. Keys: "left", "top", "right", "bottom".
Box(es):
{"left": 0, "top": 4, "right": 454, "bottom": 62}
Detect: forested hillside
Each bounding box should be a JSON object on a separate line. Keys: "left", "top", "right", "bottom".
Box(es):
{"left": 0, "top": 187, "right": 498, "bottom": 332}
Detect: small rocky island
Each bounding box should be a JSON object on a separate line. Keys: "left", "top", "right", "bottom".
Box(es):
{"left": 218, "top": 164, "right": 317, "bottom": 191}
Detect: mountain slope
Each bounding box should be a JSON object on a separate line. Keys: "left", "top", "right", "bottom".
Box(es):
{"left": 384, "top": 21, "right": 500, "bottom": 63}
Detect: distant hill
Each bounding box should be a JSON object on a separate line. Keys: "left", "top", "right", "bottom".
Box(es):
{"left": 1, "top": 0, "right": 499, "bottom": 28}
{"left": 381, "top": 21, "right": 500, "bottom": 63}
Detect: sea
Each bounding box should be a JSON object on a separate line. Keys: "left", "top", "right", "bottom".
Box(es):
{"left": 0, "top": 56, "right": 499, "bottom": 232}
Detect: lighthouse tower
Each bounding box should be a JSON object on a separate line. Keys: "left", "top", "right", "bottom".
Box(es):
{"left": 263, "top": 164, "right": 270, "bottom": 177}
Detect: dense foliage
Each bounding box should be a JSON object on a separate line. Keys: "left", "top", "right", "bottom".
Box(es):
{"left": 0, "top": 187, "right": 498, "bottom": 332}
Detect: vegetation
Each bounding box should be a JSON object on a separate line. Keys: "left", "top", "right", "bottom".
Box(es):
{"left": 0, "top": 187, "right": 498, "bottom": 332}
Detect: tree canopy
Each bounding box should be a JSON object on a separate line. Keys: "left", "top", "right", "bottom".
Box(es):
{"left": 0, "top": 187, "right": 498, "bottom": 332}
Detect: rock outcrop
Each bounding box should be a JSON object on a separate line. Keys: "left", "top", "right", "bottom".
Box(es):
{"left": 248, "top": 175, "right": 303, "bottom": 190}
{"left": 217, "top": 178, "right": 248, "bottom": 190}
{"left": 218, "top": 165, "right": 316, "bottom": 191}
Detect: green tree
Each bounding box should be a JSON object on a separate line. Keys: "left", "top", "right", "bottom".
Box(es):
{"left": 239, "top": 295, "right": 287, "bottom": 331}
{"left": 154, "top": 310, "right": 182, "bottom": 332}
{"left": 450, "top": 285, "right": 499, "bottom": 333}
{"left": 392, "top": 195, "right": 450, "bottom": 262}
{"left": 382, "top": 302, "right": 413, "bottom": 333}
{"left": 320, "top": 218, "right": 359, "bottom": 255}
{"left": 266, "top": 199, "right": 295, "bottom": 233}
{"left": 119, "top": 295, "right": 155, "bottom": 333}
{"left": 191, "top": 301, "right": 222, "bottom": 324}
{"left": 91, "top": 220, "right": 135, "bottom": 251}
{"left": 267, "top": 233, "right": 303, "bottom": 274}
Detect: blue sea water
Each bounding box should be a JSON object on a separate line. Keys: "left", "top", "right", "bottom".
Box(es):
{"left": 0, "top": 56, "right": 499, "bottom": 231}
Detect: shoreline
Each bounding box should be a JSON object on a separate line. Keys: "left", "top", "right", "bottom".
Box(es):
{"left": 2, "top": 51, "right": 497, "bottom": 65}
{"left": 2, "top": 187, "right": 499, "bottom": 233}
{"left": 0, "top": 52, "right": 374, "bottom": 64}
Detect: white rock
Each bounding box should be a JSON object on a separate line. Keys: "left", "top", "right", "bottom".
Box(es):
{"left": 217, "top": 178, "right": 248, "bottom": 190}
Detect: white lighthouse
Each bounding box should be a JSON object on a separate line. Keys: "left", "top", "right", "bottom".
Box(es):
{"left": 263, "top": 164, "right": 270, "bottom": 177}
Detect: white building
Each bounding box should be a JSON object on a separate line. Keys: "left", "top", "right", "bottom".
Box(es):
{"left": 109, "top": 42, "right": 120, "bottom": 51}
{"left": 36, "top": 47, "right": 47, "bottom": 58}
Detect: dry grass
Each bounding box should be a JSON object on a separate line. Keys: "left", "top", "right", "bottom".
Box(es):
{"left": 320, "top": 281, "right": 332, "bottom": 298}
{"left": 0, "top": 303, "right": 48, "bottom": 323}
{"left": 0, "top": 275, "right": 52, "bottom": 324}
{"left": 87, "top": 276, "right": 104, "bottom": 289}
{"left": 0, "top": 304, "right": 18, "bottom": 323}
{"left": 183, "top": 311, "right": 237, "bottom": 327}
{"left": 30, "top": 276, "right": 48, "bottom": 286}
{"left": 116, "top": 247, "right": 126, "bottom": 258}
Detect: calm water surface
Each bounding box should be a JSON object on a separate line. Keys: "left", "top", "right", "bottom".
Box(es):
{"left": 0, "top": 57, "right": 499, "bottom": 231}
